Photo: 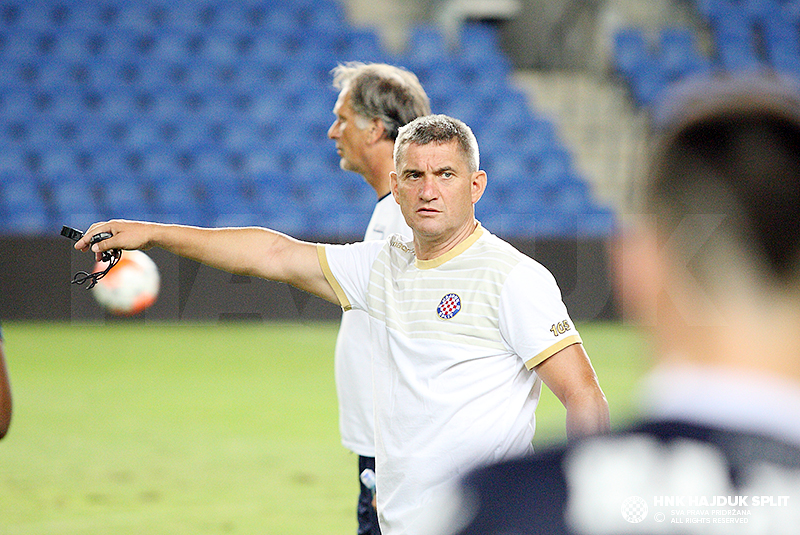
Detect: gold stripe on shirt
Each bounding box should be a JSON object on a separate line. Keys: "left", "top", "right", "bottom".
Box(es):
{"left": 317, "top": 244, "right": 352, "bottom": 311}
{"left": 524, "top": 334, "right": 583, "bottom": 370}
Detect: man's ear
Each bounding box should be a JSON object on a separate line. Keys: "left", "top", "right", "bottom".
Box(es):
{"left": 390, "top": 171, "right": 400, "bottom": 203}
{"left": 471, "top": 170, "right": 487, "bottom": 205}
{"left": 367, "top": 118, "right": 386, "bottom": 144}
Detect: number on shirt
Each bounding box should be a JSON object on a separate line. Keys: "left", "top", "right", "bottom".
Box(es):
{"left": 549, "top": 320, "right": 571, "bottom": 337}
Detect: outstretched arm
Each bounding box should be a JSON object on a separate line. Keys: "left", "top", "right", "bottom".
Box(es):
{"left": 74, "top": 220, "right": 339, "bottom": 304}
{"left": 535, "top": 343, "right": 610, "bottom": 440}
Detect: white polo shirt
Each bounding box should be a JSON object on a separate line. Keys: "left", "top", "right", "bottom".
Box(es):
{"left": 318, "top": 223, "right": 581, "bottom": 534}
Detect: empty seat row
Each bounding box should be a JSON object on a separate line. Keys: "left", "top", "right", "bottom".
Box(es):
{"left": 0, "top": 27, "right": 383, "bottom": 65}
{"left": 0, "top": 0, "right": 346, "bottom": 33}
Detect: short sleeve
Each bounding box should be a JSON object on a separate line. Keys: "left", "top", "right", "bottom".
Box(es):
{"left": 318, "top": 240, "right": 386, "bottom": 312}
{"left": 499, "top": 260, "right": 582, "bottom": 370}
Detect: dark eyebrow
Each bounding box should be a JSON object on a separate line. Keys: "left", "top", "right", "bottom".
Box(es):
{"left": 400, "top": 165, "right": 457, "bottom": 178}
{"left": 401, "top": 168, "right": 422, "bottom": 178}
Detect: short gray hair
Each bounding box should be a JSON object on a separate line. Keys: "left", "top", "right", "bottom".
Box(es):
{"left": 332, "top": 62, "right": 431, "bottom": 141}
{"left": 394, "top": 114, "right": 480, "bottom": 172}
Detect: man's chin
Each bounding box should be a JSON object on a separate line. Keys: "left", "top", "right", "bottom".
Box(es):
{"left": 339, "top": 159, "right": 358, "bottom": 173}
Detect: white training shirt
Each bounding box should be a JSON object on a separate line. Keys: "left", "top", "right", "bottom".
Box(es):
{"left": 335, "top": 193, "right": 412, "bottom": 456}
{"left": 319, "top": 223, "right": 581, "bottom": 534}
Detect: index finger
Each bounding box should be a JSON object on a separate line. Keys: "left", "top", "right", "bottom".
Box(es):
{"left": 74, "top": 221, "right": 111, "bottom": 251}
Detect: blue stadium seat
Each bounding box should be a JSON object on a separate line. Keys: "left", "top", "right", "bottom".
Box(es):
{"left": 89, "top": 148, "right": 138, "bottom": 177}
{"left": 150, "top": 175, "right": 206, "bottom": 225}
{"left": 0, "top": 175, "right": 45, "bottom": 213}
{"left": 535, "top": 147, "right": 575, "bottom": 188}
{"left": 163, "top": 118, "right": 213, "bottom": 151}
{"left": 484, "top": 154, "right": 527, "bottom": 186}
{"left": 659, "top": 27, "right": 711, "bottom": 80}
{"left": 343, "top": 27, "right": 386, "bottom": 63}
{"left": 239, "top": 147, "right": 284, "bottom": 176}
{"left": 458, "top": 21, "right": 503, "bottom": 60}
{"left": 260, "top": 202, "right": 308, "bottom": 238}
{"left": 49, "top": 179, "right": 102, "bottom": 217}
{"left": 628, "top": 57, "right": 668, "bottom": 106}
{"left": 109, "top": 2, "right": 174, "bottom": 31}
{"left": 188, "top": 147, "right": 237, "bottom": 179}
{"left": 123, "top": 120, "right": 161, "bottom": 151}
{"left": 440, "top": 98, "right": 483, "bottom": 132}
{"left": 0, "top": 148, "right": 30, "bottom": 174}
{"left": 13, "top": 2, "right": 70, "bottom": 30}
{"left": 0, "top": 118, "right": 28, "bottom": 144}
{"left": 287, "top": 149, "right": 336, "bottom": 181}
{"left": 406, "top": 24, "right": 451, "bottom": 64}
{"left": 538, "top": 173, "right": 591, "bottom": 215}
{"left": 2, "top": 30, "right": 52, "bottom": 60}
{"left": 613, "top": 27, "right": 650, "bottom": 80}
{"left": 714, "top": 18, "right": 762, "bottom": 71}
{"left": 101, "top": 176, "right": 153, "bottom": 216}
{"left": 763, "top": 17, "right": 800, "bottom": 75}
{"left": 742, "top": 0, "right": 781, "bottom": 23}
{"left": 247, "top": 89, "right": 290, "bottom": 123}
{"left": 44, "top": 28, "right": 99, "bottom": 59}
{"left": 697, "top": 0, "right": 744, "bottom": 24}
{"left": 218, "top": 121, "right": 264, "bottom": 152}
{"left": 34, "top": 147, "right": 82, "bottom": 176}
{"left": 90, "top": 89, "right": 136, "bottom": 120}
{"left": 782, "top": 0, "right": 800, "bottom": 23}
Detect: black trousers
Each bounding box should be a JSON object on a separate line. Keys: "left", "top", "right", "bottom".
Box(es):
{"left": 357, "top": 455, "right": 381, "bottom": 535}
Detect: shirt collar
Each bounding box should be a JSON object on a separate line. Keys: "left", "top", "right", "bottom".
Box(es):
{"left": 415, "top": 221, "right": 484, "bottom": 270}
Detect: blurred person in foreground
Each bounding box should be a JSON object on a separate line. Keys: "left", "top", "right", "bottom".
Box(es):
{"left": 327, "top": 61, "right": 430, "bottom": 535}
{"left": 425, "top": 74, "right": 800, "bottom": 534}
{"left": 74, "top": 114, "right": 609, "bottom": 534}
{"left": 0, "top": 322, "right": 12, "bottom": 438}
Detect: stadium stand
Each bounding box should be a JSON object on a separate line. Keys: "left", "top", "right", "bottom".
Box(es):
{"left": 612, "top": 0, "right": 800, "bottom": 108}
{"left": 0, "top": 0, "right": 612, "bottom": 239}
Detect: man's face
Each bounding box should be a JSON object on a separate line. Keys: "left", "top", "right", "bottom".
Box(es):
{"left": 391, "top": 139, "right": 486, "bottom": 243}
{"left": 328, "top": 90, "right": 371, "bottom": 175}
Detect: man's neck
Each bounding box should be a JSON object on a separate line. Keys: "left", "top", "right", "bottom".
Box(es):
{"left": 363, "top": 143, "right": 396, "bottom": 199}
{"left": 414, "top": 220, "right": 479, "bottom": 261}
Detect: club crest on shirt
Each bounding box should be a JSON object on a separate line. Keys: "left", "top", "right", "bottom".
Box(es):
{"left": 437, "top": 293, "right": 461, "bottom": 320}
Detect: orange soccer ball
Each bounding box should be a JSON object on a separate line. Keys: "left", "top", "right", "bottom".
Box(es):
{"left": 91, "top": 250, "right": 160, "bottom": 316}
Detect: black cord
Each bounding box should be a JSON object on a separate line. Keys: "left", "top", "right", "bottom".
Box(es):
{"left": 71, "top": 250, "right": 122, "bottom": 290}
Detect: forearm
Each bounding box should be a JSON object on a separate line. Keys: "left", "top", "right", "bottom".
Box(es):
{"left": 149, "top": 224, "right": 298, "bottom": 281}
{"left": 535, "top": 343, "right": 610, "bottom": 441}
{"left": 564, "top": 386, "right": 610, "bottom": 441}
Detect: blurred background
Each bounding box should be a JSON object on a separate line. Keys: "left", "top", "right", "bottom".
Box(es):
{"left": 2, "top": 0, "right": 794, "bottom": 321}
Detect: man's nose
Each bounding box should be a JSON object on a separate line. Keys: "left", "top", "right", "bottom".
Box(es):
{"left": 327, "top": 120, "right": 339, "bottom": 139}
{"left": 420, "top": 175, "right": 438, "bottom": 199}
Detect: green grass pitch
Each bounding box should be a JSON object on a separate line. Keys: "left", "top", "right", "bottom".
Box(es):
{"left": 0, "top": 320, "right": 649, "bottom": 534}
